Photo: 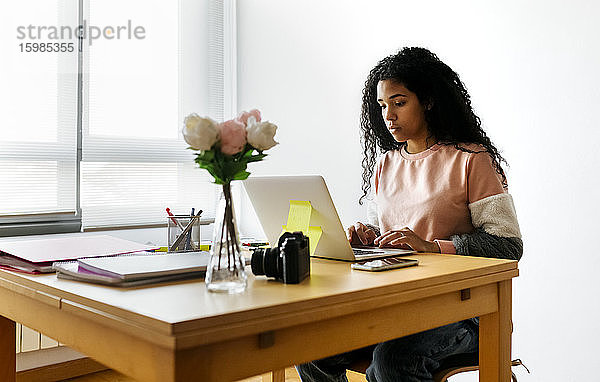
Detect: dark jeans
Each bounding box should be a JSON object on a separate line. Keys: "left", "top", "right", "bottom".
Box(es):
{"left": 296, "top": 320, "right": 478, "bottom": 382}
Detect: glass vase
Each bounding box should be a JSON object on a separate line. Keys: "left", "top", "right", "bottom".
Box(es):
{"left": 205, "top": 183, "right": 247, "bottom": 294}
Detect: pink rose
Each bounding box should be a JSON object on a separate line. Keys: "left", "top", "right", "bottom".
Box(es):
{"left": 236, "top": 109, "right": 262, "bottom": 126}
{"left": 219, "top": 119, "right": 247, "bottom": 155}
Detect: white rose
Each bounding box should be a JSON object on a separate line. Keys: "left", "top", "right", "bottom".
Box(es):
{"left": 246, "top": 120, "right": 278, "bottom": 151}
{"left": 182, "top": 114, "right": 219, "bottom": 151}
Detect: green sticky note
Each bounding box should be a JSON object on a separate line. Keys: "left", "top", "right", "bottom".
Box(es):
{"left": 307, "top": 226, "right": 322, "bottom": 256}
{"left": 286, "top": 200, "right": 312, "bottom": 233}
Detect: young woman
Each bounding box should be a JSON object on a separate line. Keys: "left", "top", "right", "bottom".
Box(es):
{"left": 297, "top": 47, "right": 522, "bottom": 381}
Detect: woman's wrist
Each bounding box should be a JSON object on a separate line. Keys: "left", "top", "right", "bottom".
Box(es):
{"left": 427, "top": 241, "right": 441, "bottom": 253}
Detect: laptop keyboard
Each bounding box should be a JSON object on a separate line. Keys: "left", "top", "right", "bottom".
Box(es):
{"left": 353, "top": 248, "right": 385, "bottom": 255}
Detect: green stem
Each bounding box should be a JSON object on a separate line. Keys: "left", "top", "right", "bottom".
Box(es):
{"left": 221, "top": 183, "right": 239, "bottom": 273}
{"left": 217, "top": 196, "right": 226, "bottom": 270}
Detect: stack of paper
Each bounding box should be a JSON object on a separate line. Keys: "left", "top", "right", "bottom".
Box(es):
{"left": 53, "top": 251, "right": 211, "bottom": 287}
{"left": 0, "top": 235, "right": 158, "bottom": 274}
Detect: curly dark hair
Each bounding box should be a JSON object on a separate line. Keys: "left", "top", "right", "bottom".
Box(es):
{"left": 359, "top": 47, "right": 508, "bottom": 204}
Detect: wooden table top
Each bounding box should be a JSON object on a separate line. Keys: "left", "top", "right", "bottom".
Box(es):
{"left": 0, "top": 254, "right": 517, "bottom": 339}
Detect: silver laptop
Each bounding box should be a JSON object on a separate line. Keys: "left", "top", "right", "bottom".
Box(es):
{"left": 242, "top": 175, "right": 414, "bottom": 261}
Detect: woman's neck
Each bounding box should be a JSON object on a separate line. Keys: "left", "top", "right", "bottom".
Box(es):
{"left": 405, "top": 137, "right": 437, "bottom": 154}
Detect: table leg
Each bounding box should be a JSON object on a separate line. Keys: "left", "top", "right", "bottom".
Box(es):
{"left": 272, "top": 369, "right": 285, "bottom": 382}
{"left": 479, "top": 280, "right": 512, "bottom": 382}
{"left": 0, "top": 316, "right": 16, "bottom": 382}
{"left": 259, "top": 369, "right": 285, "bottom": 382}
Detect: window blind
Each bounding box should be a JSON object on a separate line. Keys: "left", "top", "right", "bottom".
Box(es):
{"left": 80, "top": 0, "right": 228, "bottom": 229}
{"left": 0, "top": 0, "right": 80, "bottom": 235}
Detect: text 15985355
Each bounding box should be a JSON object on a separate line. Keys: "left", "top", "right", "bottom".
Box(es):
{"left": 19, "top": 42, "right": 75, "bottom": 53}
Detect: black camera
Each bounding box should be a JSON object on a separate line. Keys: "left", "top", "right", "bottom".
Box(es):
{"left": 251, "top": 231, "right": 310, "bottom": 284}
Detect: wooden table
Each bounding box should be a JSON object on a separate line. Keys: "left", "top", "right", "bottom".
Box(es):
{"left": 0, "top": 253, "right": 518, "bottom": 381}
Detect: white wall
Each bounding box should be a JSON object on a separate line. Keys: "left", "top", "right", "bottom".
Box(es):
{"left": 237, "top": 1, "right": 600, "bottom": 380}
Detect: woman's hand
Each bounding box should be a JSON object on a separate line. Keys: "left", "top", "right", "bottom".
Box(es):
{"left": 374, "top": 227, "right": 440, "bottom": 253}
{"left": 346, "top": 222, "right": 377, "bottom": 246}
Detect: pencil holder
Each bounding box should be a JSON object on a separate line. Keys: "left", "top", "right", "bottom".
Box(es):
{"left": 167, "top": 215, "right": 201, "bottom": 252}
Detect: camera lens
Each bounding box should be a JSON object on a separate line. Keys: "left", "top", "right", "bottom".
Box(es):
{"left": 250, "top": 247, "right": 281, "bottom": 278}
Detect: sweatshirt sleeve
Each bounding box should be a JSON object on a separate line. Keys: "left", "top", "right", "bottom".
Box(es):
{"left": 452, "top": 229, "right": 523, "bottom": 260}
{"left": 453, "top": 151, "right": 523, "bottom": 260}
{"left": 452, "top": 191, "right": 523, "bottom": 260}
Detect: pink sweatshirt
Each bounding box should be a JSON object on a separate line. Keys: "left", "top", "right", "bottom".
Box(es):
{"left": 374, "top": 143, "right": 506, "bottom": 254}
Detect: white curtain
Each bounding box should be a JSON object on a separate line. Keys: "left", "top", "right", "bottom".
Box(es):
{"left": 0, "top": 0, "right": 79, "bottom": 229}
{"left": 1, "top": 0, "right": 231, "bottom": 231}
{"left": 80, "top": 0, "right": 228, "bottom": 228}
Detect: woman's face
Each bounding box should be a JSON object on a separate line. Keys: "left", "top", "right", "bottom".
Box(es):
{"left": 376, "top": 80, "right": 430, "bottom": 144}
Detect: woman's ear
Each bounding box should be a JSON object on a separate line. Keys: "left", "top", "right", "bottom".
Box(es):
{"left": 425, "top": 100, "right": 434, "bottom": 110}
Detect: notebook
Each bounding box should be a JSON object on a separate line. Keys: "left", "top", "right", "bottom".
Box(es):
{"left": 242, "top": 175, "right": 415, "bottom": 262}
{"left": 53, "top": 251, "right": 211, "bottom": 286}
{"left": 0, "top": 235, "right": 159, "bottom": 274}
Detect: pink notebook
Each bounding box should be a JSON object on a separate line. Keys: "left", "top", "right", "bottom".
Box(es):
{"left": 0, "top": 235, "right": 158, "bottom": 264}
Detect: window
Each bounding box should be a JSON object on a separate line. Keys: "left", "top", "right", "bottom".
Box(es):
{"left": 0, "top": 0, "right": 235, "bottom": 235}
{"left": 0, "top": 0, "right": 80, "bottom": 235}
